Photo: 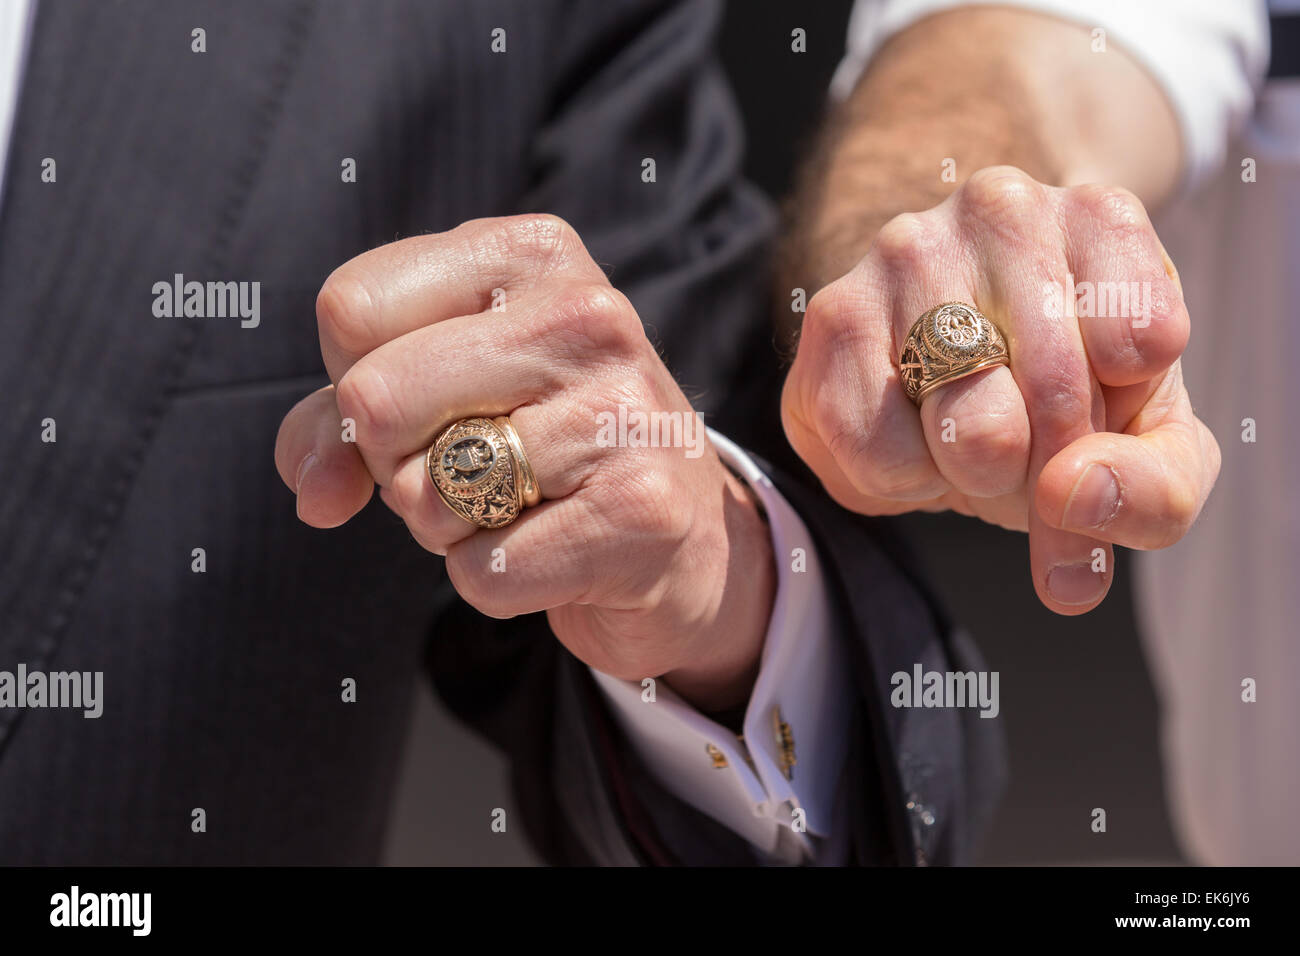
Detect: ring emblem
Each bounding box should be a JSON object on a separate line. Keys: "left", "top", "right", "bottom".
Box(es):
{"left": 441, "top": 436, "right": 498, "bottom": 487}
{"left": 427, "top": 419, "right": 520, "bottom": 528}
{"left": 931, "top": 304, "right": 984, "bottom": 349}
{"left": 898, "top": 302, "right": 1009, "bottom": 405}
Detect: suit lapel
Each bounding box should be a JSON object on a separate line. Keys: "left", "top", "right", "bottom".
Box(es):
{"left": 0, "top": 0, "right": 314, "bottom": 748}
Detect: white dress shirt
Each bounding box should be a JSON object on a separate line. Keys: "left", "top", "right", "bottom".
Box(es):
{"left": 0, "top": 0, "right": 34, "bottom": 200}
{"left": 833, "top": 0, "right": 1268, "bottom": 192}
{"left": 839, "top": 0, "right": 1294, "bottom": 864}
{"left": 595, "top": 430, "right": 851, "bottom": 864}
{"left": 0, "top": 0, "right": 851, "bottom": 864}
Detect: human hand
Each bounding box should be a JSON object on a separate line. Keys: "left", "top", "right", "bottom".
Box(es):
{"left": 275, "top": 215, "right": 775, "bottom": 710}
{"left": 782, "top": 166, "right": 1219, "bottom": 615}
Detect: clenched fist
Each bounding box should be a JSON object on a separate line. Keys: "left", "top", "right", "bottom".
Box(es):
{"left": 782, "top": 166, "right": 1219, "bottom": 615}
{"left": 275, "top": 215, "right": 774, "bottom": 711}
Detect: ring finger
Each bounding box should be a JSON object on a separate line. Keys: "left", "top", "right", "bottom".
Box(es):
{"left": 383, "top": 391, "right": 603, "bottom": 555}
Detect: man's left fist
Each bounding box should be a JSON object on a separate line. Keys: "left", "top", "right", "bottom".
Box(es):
{"left": 782, "top": 166, "right": 1220, "bottom": 615}
{"left": 274, "top": 215, "right": 774, "bottom": 711}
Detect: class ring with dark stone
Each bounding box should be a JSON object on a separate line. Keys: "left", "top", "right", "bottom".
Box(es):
{"left": 897, "top": 302, "right": 1010, "bottom": 406}
{"left": 425, "top": 415, "right": 541, "bottom": 529}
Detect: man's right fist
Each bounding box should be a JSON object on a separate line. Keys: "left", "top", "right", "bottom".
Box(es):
{"left": 781, "top": 165, "right": 1220, "bottom": 616}
{"left": 275, "top": 215, "right": 776, "bottom": 711}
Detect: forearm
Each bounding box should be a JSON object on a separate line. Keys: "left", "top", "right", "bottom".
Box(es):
{"left": 781, "top": 6, "right": 1181, "bottom": 301}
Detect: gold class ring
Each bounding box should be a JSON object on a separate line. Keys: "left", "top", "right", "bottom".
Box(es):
{"left": 425, "top": 415, "right": 541, "bottom": 529}
{"left": 897, "top": 302, "right": 1010, "bottom": 406}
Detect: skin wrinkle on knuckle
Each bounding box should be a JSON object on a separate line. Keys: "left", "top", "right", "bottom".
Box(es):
{"left": 873, "top": 212, "right": 939, "bottom": 274}
{"left": 317, "top": 268, "right": 378, "bottom": 356}
{"left": 824, "top": 410, "right": 932, "bottom": 500}
{"left": 1076, "top": 183, "right": 1149, "bottom": 233}
{"left": 450, "top": 215, "right": 576, "bottom": 303}
{"left": 616, "top": 466, "right": 688, "bottom": 543}
{"left": 960, "top": 166, "right": 1041, "bottom": 232}
{"left": 923, "top": 374, "right": 1028, "bottom": 486}
{"left": 1080, "top": 300, "right": 1143, "bottom": 377}
{"left": 802, "top": 285, "right": 884, "bottom": 401}
{"left": 814, "top": 313, "right": 876, "bottom": 374}
{"left": 866, "top": 457, "right": 942, "bottom": 500}
{"left": 809, "top": 383, "right": 859, "bottom": 461}
{"left": 503, "top": 213, "right": 578, "bottom": 275}
{"left": 803, "top": 287, "right": 877, "bottom": 366}
{"left": 546, "top": 282, "right": 641, "bottom": 360}
{"left": 1079, "top": 227, "right": 1160, "bottom": 311}
{"left": 1019, "top": 363, "right": 1092, "bottom": 441}
{"left": 1132, "top": 281, "right": 1188, "bottom": 359}
{"left": 535, "top": 399, "right": 603, "bottom": 495}
{"left": 454, "top": 225, "right": 520, "bottom": 299}
{"left": 1079, "top": 256, "right": 1186, "bottom": 381}
{"left": 932, "top": 409, "right": 1024, "bottom": 471}
{"left": 801, "top": 285, "right": 843, "bottom": 336}
{"left": 335, "top": 362, "right": 401, "bottom": 449}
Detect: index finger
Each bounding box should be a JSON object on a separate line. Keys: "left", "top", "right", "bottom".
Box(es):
{"left": 1036, "top": 364, "right": 1219, "bottom": 551}
{"left": 316, "top": 213, "right": 606, "bottom": 382}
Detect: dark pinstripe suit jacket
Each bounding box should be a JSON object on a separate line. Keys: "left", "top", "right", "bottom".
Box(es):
{"left": 0, "top": 0, "right": 1002, "bottom": 865}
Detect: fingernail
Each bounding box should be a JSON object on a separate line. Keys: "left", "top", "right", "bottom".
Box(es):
{"left": 1062, "top": 464, "right": 1121, "bottom": 530}
{"left": 1047, "top": 562, "right": 1106, "bottom": 606}
{"left": 295, "top": 452, "right": 317, "bottom": 521}
{"left": 295, "top": 452, "right": 318, "bottom": 493}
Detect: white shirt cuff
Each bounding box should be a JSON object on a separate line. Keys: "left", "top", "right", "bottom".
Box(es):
{"left": 830, "top": 0, "right": 1269, "bottom": 193}
{"left": 590, "top": 428, "right": 854, "bottom": 863}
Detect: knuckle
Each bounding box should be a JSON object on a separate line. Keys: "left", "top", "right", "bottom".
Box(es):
{"left": 1134, "top": 279, "right": 1189, "bottom": 354}
{"left": 1166, "top": 470, "right": 1202, "bottom": 525}
{"left": 389, "top": 466, "right": 428, "bottom": 524}
{"left": 316, "top": 267, "right": 378, "bottom": 356}
{"left": 959, "top": 165, "right": 1042, "bottom": 228}
{"left": 1103, "top": 304, "right": 1187, "bottom": 381}
{"left": 942, "top": 414, "right": 1027, "bottom": 470}
{"left": 1079, "top": 293, "right": 1187, "bottom": 386}
{"left": 1154, "top": 479, "right": 1201, "bottom": 548}
{"left": 856, "top": 452, "right": 938, "bottom": 500}
{"left": 444, "top": 545, "right": 509, "bottom": 617}
{"left": 1020, "top": 363, "right": 1094, "bottom": 437}
{"left": 547, "top": 281, "right": 643, "bottom": 357}
{"left": 820, "top": 401, "right": 935, "bottom": 499}
{"left": 872, "top": 212, "right": 941, "bottom": 274}
{"left": 808, "top": 384, "right": 854, "bottom": 452}
{"left": 1070, "top": 183, "right": 1148, "bottom": 233}
{"left": 499, "top": 212, "right": 580, "bottom": 268}
{"left": 800, "top": 281, "right": 870, "bottom": 351}
{"left": 603, "top": 465, "right": 689, "bottom": 546}
{"left": 335, "top": 362, "right": 400, "bottom": 448}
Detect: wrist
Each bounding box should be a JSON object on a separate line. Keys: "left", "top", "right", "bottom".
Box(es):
{"left": 662, "top": 467, "right": 775, "bottom": 713}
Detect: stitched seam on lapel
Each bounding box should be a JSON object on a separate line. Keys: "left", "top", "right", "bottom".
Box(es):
{"left": 0, "top": 0, "right": 318, "bottom": 755}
